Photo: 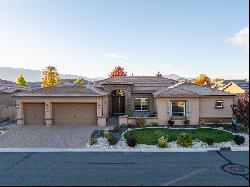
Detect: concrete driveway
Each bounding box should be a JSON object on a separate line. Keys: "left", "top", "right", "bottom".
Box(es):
{"left": 0, "top": 124, "right": 104, "bottom": 148}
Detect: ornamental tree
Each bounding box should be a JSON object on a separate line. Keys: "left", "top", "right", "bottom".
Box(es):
{"left": 75, "top": 78, "right": 85, "bottom": 85}
{"left": 193, "top": 74, "right": 211, "bottom": 86}
{"left": 231, "top": 94, "right": 249, "bottom": 133}
{"left": 156, "top": 71, "right": 162, "bottom": 77}
{"left": 109, "top": 66, "right": 127, "bottom": 78}
{"left": 41, "top": 66, "right": 60, "bottom": 88}
{"left": 16, "top": 75, "right": 27, "bottom": 86}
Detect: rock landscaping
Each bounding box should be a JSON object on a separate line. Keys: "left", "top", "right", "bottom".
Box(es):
{"left": 86, "top": 124, "right": 249, "bottom": 151}
{"left": 0, "top": 127, "right": 8, "bottom": 135}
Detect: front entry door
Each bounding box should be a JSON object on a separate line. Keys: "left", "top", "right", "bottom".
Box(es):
{"left": 112, "top": 96, "right": 125, "bottom": 115}
{"left": 112, "top": 89, "right": 125, "bottom": 115}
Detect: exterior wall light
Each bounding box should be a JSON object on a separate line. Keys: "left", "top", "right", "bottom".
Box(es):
{"left": 97, "top": 105, "right": 100, "bottom": 108}
{"left": 16, "top": 104, "right": 20, "bottom": 109}
{"left": 45, "top": 104, "right": 49, "bottom": 108}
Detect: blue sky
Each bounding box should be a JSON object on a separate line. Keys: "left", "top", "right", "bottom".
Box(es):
{"left": 0, "top": 0, "right": 249, "bottom": 79}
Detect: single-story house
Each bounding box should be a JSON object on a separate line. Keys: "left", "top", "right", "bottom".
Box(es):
{"left": 15, "top": 76, "right": 235, "bottom": 126}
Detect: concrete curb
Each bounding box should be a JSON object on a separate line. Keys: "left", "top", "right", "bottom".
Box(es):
{"left": 0, "top": 147, "right": 248, "bottom": 153}
{"left": 230, "top": 147, "right": 249, "bottom": 152}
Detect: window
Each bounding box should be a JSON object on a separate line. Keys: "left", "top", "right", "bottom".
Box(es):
{"left": 171, "top": 101, "right": 186, "bottom": 117}
{"left": 215, "top": 100, "right": 223, "bottom": 109}
{"left": 134, "top": 98, "right": 149, "bottom": 111}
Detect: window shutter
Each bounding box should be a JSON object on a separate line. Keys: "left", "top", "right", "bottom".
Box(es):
{"left": 167, "top": 101, "right": 172, "bottom": 117}
{"left": 186, "top": 101, "right": 192, "bottom": 117}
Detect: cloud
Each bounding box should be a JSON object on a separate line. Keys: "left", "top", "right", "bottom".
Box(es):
{"left": 104, "top": 53, "right": 128, "bottom": 59}
{"left": 165, "top": 64, "right": 181, "bottom": 69}
{"left": 227, "top": 26, "right": 249, "bottom": 53}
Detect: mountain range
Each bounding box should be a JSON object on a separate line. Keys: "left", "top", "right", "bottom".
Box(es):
{"left": 0, "top": 67, "right": 105, "bottom": 82}
{"left": 0, "top": 67, "right": 188, "bottom": 82}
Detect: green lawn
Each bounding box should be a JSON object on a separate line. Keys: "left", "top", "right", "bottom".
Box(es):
{"left": 123, "top": 128, "right": 234, "bottom": 145}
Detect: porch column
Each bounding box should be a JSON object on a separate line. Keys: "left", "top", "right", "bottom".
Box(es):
{"left": 16, "top": 101, "right": 24, "bottom": 125}
{"left": 97, "top": 99, "right": 107, "bottom": 126}
{"left": 45, "top": 101, "right": 53, "bottom": 126}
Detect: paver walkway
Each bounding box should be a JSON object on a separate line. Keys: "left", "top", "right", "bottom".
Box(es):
{"left": 0, "top": 124, "right": 109, "bottom": 148}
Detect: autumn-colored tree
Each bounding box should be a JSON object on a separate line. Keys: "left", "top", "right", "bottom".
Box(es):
{"left": 75, "top": 78, "right": 85, "bottom": 85}
{"left": 16, "top": 75, "right": 27, "bottom": 86}
{"left": 109, "top": 66, "right": 127, "bottom": 78}
{"left": 193, "top": 74, "right": 211, "bottom": 86}
{"left": 211, "top": 80, "right": 224, "bottom": 89}
{"left": 41, "top": 66, "right": 60, "bottom": 88}
{"left": 156, "top": 71, "right": 162, "bottom": 77}
{"left": 231, "top": 94, "right": 249, "bottom": 133}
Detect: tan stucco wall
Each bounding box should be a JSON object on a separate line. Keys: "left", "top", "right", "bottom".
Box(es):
{"left": 0, "top": 93, "right": 16, "bottom": 120}
{"left": 199, "top": 97, "right": 234, "bottom": 118}
{"left": 16, "top": 96, "right": 108, "bottom": 126}
{"left": 0, "top": 105, "right": 16, "bottom": 120}
{"left": 156, "top": 96, "right": 234, "bottom": 125}
{"left": 0, "top": 93, "right": 15, "bottom": 105}
{"left": 156, "top": 97, "right": 200, "bottom": 125}
{"left": 223, "top": 83, "right": 245, "bottom": 94}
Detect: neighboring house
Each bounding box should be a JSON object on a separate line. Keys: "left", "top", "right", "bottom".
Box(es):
{"left": 15, "top": 76, "right": 235, "bottom": 126}
{"left": 221, "top": 80, "right": 249, "bottom": 95}
{"left": 0, "top": 79, "right": 33, "bottom": 121}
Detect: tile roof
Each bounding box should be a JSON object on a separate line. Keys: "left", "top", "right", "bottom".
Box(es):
{"left": 95, "top": 76, "right": 177, "bottom": 85}
{"left": 153, "top": 82, "right": 235, "bottom": 97}
{"left": 15, "top": 84, "right": 108, "bottom": 97}
{"left": 95, "top": 76, "right": 177, "bottom": 93}
{"left": 222, "top": 80, "right": 249, "bottom": 92}
{"left": 0, "top": 79, "right": 33, "bottom": 93}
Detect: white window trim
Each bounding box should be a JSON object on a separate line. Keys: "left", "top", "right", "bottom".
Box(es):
{"left": 215, "top": 100, "right": 223, "bottom": 109}
{"left": 171, "top": 101, "right": 186, "bottom": 117}
{"left": 134, "top": 98, "right": 149, "bottom": 111}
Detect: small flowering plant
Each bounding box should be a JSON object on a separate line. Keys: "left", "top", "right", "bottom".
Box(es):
{"left": 158, "top": 136, "right": 168, "bottom": 148}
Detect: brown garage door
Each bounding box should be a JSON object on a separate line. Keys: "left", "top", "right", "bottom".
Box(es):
{"left": 24, "top": 103, "right": 45, "bottom": 125}
{"left": 52, "top": 103, "right": 97, "bottom": 125}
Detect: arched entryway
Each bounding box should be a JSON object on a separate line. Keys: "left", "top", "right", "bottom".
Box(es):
{"left": 112, "top": 89, "right": 125, "bottom": 116}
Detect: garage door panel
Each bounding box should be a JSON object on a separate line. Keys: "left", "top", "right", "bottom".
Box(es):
{"left": 24, "top": 103, "right": 45, "bottom": 125}
{"left": 52, "top": 103, "right": 97, "bottom": 125}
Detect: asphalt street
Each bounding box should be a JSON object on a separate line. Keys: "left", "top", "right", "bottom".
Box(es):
{"left": 0, "top": 151, "right": 248, "bottom": 186}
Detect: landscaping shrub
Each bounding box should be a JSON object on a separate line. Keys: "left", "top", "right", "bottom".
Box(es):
{"left": 183, "top": 119, "right": 190, "bottom": 125}
{"left": 149, "top": 112, "right": 157, "bottom": 117}
{"left": 158, "top": 136, "right": 168, "bottom": 148}
{"left": 200, "top": 119, "right": 205, "bottom": 126}
{"left": 126, "top": 137, "right": 138, "bottom": 147}
{"left": 168, "top": 120, "right": 175, "bottom": 126}
{"left": 203, "top": 137, "right": 214, "bottom": 146}
{"left": 103, "top": 128, "right": 110, "bottom": 139}
{"left": 89, "top": 137, "right": 98, "bottom": 145}
{"left": 151, "top": 122, "right": 159, "bottom": 126}
{"left": 176, "top": 133, "right": 193, "bottom": 147}
{"left": 108, "top": 136, "right": 119, "bottom": 146}
{"left": 234, "top": 135, "right": 245, "bottom": 145}
{"left": 214, "top": 120, "right": 222, "bottom": 125}
{"left": 113, "top": 125, "right": 121, "bottom": 133}
{"left": 136, "top": 118, "right": 146, "bottom": 128}
{"left": 231, "top": 94, "right": 249, "bottom": 133}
